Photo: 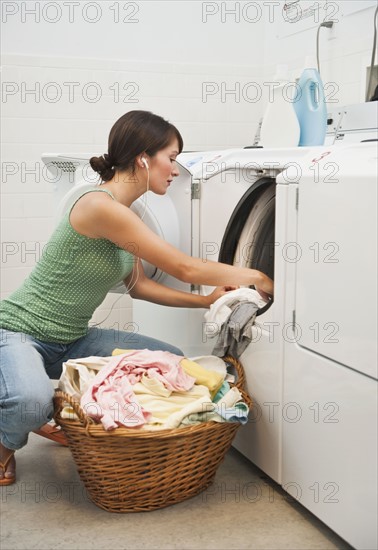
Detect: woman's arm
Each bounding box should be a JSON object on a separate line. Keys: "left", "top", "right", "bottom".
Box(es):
{"left": 72, "top": 193, "right": 274, "bottom": 295}
{"left": 124, "top": 261, "right": 239, "bottom": 308}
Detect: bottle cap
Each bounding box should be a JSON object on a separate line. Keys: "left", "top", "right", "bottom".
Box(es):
{"left": 274, "top": 64, "right": 289, "bottom": 82}
{"left": 304, "top": 55, "right": 317, "bottom": 69}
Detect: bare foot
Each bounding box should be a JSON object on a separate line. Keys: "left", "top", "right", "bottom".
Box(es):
{"left": 0, "top": 441, "right": 16, "bottom": 485}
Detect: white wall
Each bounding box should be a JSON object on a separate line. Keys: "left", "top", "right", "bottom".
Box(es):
{"left": 262, "top": 0, "right": 376, "bottom": 105}
{"left": 1, "top": 0, "right": 266, "bottom": 64}
{"left": 1, "top": 0, "right": 376, "bottom": 332}
{"left": 1, "top": 0, "right": 266, "bottom": 330}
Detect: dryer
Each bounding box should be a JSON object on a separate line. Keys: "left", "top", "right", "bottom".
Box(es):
{"left": 277, "top": 142, "right": 377, "bottom": 550}
{"left": 325, "top": 101, "right": 378, "bottom": 145}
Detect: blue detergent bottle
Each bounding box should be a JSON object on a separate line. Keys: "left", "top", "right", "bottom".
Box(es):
{"left": 294, "top": 56, "right": 327, "bottom": 146}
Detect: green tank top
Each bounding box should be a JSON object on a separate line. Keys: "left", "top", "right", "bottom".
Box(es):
{"left": 0, "top": 189, "right": 135, "bottom": 343}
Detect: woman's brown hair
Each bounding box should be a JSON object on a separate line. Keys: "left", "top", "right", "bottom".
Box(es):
{"left": 90, "top": 110, "right": 184, "bottom": 182}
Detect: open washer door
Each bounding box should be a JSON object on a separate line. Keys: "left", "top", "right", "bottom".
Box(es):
{"left": 42, "top": 154, "right": 187, "bottom": 294}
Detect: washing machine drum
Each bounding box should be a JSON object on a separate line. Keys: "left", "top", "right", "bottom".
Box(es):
{"left": 58, "top": 180, "right": 180, "bottom": 292}
{"left": 219, "top": 178, "right": 275, "bottom": 313}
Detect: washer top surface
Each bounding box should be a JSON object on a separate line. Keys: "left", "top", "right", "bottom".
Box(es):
{"left": 178, "top": 146, "right": 324, "bottom": 180}
{"left": 275, "top": 141, "right": 378, "bottom": 185}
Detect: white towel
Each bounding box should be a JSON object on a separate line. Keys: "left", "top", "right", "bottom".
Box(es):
{"left": 204, "top": 288, "right": 267, "bottom": 337}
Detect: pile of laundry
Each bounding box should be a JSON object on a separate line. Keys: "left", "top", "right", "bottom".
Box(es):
{"left": 58, "top": 349, "right": 249, "bottom": 431}
{"left": 204, "top": 288, "right": 268, "bottom": 358}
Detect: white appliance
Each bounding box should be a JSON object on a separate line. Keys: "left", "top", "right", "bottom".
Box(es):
{"left": 278, "top": 143, "right": 377, "bottom": 550}
{"left": 325, "top": 101, "right": 378, "bottom": 145}
{"left": 165, "top": 146, "right": 325, "bottom": 480}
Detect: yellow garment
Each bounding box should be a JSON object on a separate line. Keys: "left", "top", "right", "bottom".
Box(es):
{"left": 179, "top": 358, "right": 224, "bottom": 398}
{"left": 112, "top": 349, "right": 224, "bottom": 399}
{"left": 134, "top": 381, "right": 212, "bottom": 428}
{"left": 112, "top": 349, "right": 134, "bottom": 355}
{"left": 140, "top": 372, "right": 171, "bottom": 397}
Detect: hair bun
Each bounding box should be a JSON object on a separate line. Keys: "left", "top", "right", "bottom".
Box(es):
{"left": 103, "top": 153, "right": 113, "bottom": 167}
{"left": 90, "top": 154, "right": 115, "bottom": 182}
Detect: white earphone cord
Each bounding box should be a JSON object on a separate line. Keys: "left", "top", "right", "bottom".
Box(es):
{"left": 91, "top": 164, "right": 149, "bottom": 327}
{"left": 139, "top": 161, "right": 149, "bottom": 222}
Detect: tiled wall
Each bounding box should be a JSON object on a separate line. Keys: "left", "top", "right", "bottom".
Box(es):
{"left": 1, "top": 54, "right": 265, "bottom": 329}
{"left": 262, "top": 2, "right": 376, "bottom": 105}
{"left": 1, "top": 2, "right": 375, "bottom": 332}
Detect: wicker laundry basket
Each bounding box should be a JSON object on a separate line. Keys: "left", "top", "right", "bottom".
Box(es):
{"left": 53, "top": 356, "right": 251, "bottom": 513}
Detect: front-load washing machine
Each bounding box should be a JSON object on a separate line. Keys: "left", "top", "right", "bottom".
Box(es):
{"left": 140, "top": 146, "right": 324, "bottom": 482}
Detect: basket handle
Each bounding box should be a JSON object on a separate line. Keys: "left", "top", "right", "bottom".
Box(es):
{"left": 223, "top": 356, "right": 246, "bottom": 391}
{"left": 53, "top": 390, "right": 94, "bottom": 428}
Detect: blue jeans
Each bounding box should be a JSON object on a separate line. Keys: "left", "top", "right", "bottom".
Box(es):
{"left": 0, "top": 327, "right": 183, "bottom": 450}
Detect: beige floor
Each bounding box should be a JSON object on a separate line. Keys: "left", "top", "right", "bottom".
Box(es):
{"left": 0, "top": 434, "right": 353, "bottom": 550}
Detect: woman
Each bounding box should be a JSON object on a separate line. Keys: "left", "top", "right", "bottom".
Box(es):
{"left": 0, "top": 110, "right": 273, "bottom": 485}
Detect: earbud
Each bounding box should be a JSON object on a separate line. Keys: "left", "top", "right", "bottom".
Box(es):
{"left": 141, "top": 157, "right": 149, "bottom": 169}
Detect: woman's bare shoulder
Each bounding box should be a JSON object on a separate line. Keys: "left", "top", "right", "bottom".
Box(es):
{"left": 69, "top": 189, "right": 126, "bottom": 237}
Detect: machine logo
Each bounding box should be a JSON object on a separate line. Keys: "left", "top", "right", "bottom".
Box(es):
{"left": 309, "top": 150, "right": 332, "bottom": 167}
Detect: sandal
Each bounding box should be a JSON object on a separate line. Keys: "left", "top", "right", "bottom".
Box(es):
{"left": 33, "top": 423, "right": 68, "bottom": 447}
{"left": 0, "top": 451, "right": 16, "bottom": 486}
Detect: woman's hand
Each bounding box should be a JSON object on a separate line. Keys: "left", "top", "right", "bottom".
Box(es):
{"left": 204, "top": 285, "right": 239, "bottom": 308}
{"left": 255, "top": 273, "right": 274, "bottom": 301}
{"left": 255, "top": 288, "right": 272, "bottom": 301}
{"left": 204, "top": 273, "right": 274, "bottom": 308}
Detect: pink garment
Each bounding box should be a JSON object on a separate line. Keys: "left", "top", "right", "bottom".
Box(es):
{"left": 80, "top": 349, "right": 196, "bottom": 430}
